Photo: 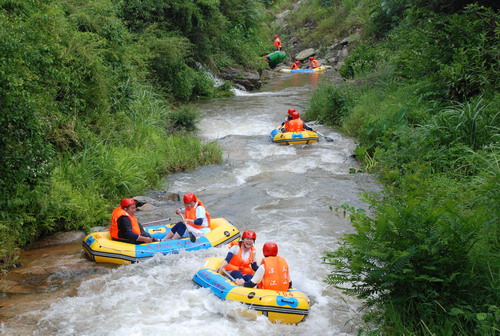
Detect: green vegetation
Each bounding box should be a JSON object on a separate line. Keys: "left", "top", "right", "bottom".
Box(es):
{"left": 294, "top": 0, "right": 499, "bottom": 334}
{"left": 0, "top": 0, "right": 271, "bottom": 269}
{"left": 1, "top": 0, "right": 498, "bottom": 333}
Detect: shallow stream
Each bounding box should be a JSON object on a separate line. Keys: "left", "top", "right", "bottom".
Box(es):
{"left": 1, "top": 70, "right": 380, "bottom": 336}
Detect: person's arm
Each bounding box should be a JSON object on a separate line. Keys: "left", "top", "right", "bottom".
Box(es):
{"left": 218, "top": 252, "right": 233, "bottom": 272}
{"left": 117, "top": 216, "right": 138, "bottom": 241}
{"left": 235, "top": 264, "right": 264, "bottom": 287}
{"left": 303, "top": 123, "right": 314, "bottom": 131}
{"left": 217, "top": 245, "right": 238, "bottom": 272}
{"left": 194, "top": 206, "right": 208, "bottom": 227}
{"left": 117, "top": 216, "right": 152, "bottom": 243}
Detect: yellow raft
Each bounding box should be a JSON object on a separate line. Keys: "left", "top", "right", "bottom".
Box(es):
{"left": 192, "top": 257, "right": 310, "bottom": 324}
{"left": 269, "top": 128, "right": 319, "bottom": 145}
{"left": 82, "top": 218, "right": 240, "bottom": 265}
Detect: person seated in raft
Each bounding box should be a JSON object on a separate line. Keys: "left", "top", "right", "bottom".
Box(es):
{"left": 161, "top": 192, "right": 211, "bottom": 243}
{"left": 280, "top": 108, "right": 296, "bottom": 132}
{"left": 290, "top": 60, "right": 301, "bottom": 70}
{"left": 273, "top": 34, "right": 283, "bottom": 51}
{"left": 234, "top": 242, "right": 292, "bottom": 290}
{"left": 306, "top": 56, "right": 319, "bottom": 69}
{"left": 285, "top": 111, "right": 315, "bottom": 133}
{"left": 109, "top": 198, "right": 160, "bottom": 244}
{"left": 218, "top": 230, "right": 259, "bottom": 282}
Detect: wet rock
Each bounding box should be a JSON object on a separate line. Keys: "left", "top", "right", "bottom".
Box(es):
{"left": 260, "top": 68, "right": 276, "bottom": 80}
{"left": 219, "top": 66, "right": 262, "bottom": 91}
{"left": 138, "top": 203, "right": 156, "bottom": 211}
{"left": 162, "top": 192, "right": 180, "bottom": 202}
{"left": 1, "top": 242, "right": 111, "bottom": 295}
{"left": 133, "top": 196, "right": 156, "bottom": 206}
{"left": 25, "top": 231, "right": 86, "bottom": 250}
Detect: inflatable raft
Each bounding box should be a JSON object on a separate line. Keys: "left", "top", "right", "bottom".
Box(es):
{"left": 269, "top": 128, "right": 319, "bottom": 145}
{"left": 193, "top": 257, "right": 310, "bottom": 324}
{"left": 82, "top": 218, "right": 240, "bottom": 265}
{"left": 279, "top": 66, "right": 328, "bottom": 73}
{"left": 265, "top": 51, "right": 286, "bottom": 67}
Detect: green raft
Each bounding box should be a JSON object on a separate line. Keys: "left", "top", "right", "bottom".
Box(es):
{"left": 265, "top": 51, "right": 286, "bottom": 67}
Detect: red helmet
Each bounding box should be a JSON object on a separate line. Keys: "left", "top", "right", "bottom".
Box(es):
{"left": 183, "top": 193, "right": 197, "bottom": 203}
{"left": 295, "top": 61, "right": 300, "bottom": 64}
{"left": 291, "top": 111, "right": 300, "bottom": 120}
{"left": 120, "top": 198, "right": 136, "bottom": 208}
{"left": 309, "top": 57, "right": 314, "bottom": 60}
{"left": 287, "top": 108, "right": 296, "bottom": 116}
{"left": 242, "top": 230, "right": 256, "bottom": 240}
{"left": 275, "top": 34, "right": 279, "bottom": 38}
{"left": 263, "top": 242, "right": 278, "bottom": 257}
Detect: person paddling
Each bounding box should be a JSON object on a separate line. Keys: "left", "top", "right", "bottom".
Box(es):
{"left": 218, "top": 230, "right": 259, "bottom": 282}
{"left": 290, "top": 61, "right": 300, "bottom": 70}
{"left": 285, "top": 111, "right": 315, "bottom": 133}
{"left": 161, "top": 193, "right": 211, "bottom": 243}
{"left": 234, "top": 242, "right": 292, "bottom": 290}
{"left": 307, "top": 56, "right": 319, "bottom": 69}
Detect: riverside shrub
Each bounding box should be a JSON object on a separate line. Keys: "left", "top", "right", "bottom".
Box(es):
{"left": 324, "top": 173, "right": 499, "bottom": 334}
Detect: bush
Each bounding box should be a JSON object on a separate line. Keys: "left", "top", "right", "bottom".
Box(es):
{"left": 324, "top": 173, "right": 499, "bottom": 334}
{"left": 387, "top": 5, "right": 499, "bottom": 101}
{"left": 167, "top": 105, "right": 201, "bottom": 132}
{"left": 305, "top": 83, "right": 354, "bottom": 127}
{"left": 339, "top": 41, "right": 382, "bottom": 79}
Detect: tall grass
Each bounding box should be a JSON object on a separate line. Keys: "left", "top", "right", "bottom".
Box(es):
{"left": 308, "top": 1, "right": 500, "bottom": 334}
{"left": 305, "top": 83, "right": 355, "bottom": 126}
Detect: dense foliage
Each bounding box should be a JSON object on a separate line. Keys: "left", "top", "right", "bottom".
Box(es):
{"left": 299, "top": 0, "right": 499, "bottom": 334}
{"left": 0, "top": 0, "right": 270, "bottom": 268}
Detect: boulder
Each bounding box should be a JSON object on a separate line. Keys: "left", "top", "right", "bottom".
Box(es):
{"left": 295, "top": 48, "right": 316, "bottom": 61}
{"left": 138, "top": 203, "right": 155, "bottom": 211}
{"left": 219, "top": 66, "right": 262, "bottom": 91}
{"left": 162, "top": 192, "right": 180, "bottom": 202}
{"left": 25, "top": 231, "right": 86, "bottom": 250}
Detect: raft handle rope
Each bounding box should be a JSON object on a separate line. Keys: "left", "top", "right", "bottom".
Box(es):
{"left": 195, "top": 264, "right": 310, "bottom": 304}
{"left": 91, "top": 225, "right": 232, "bottom": 254}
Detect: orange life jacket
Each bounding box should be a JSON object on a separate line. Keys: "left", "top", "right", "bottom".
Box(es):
{"left": 281, "top": 120, "right": 289, "bottom": 130}
{"left": 258, "top": 256, "right": 290, "bottom": 291}
{"left": 184, "top": 200, "right": 212, "bottom": 230}
{"left": 109, "top": 207, "right": 141, "bottom": 240}
{"left": 290, "top": 63, "right": 299, "bottom": 70}
{"left": 310, "top": 59, "right": 319, "bottom": 68}
{"left": 285, "top": 119, "right": 304, "bottom": 132}
{"left": 224, "top": 244, "right": 256, "bottom": 275}
{"left": 274, "top": 37, "right": 282, "bottom": 49}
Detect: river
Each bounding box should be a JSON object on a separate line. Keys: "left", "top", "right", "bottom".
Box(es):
{"left": 0, "top": 70, "right": 380, "bottom": 336}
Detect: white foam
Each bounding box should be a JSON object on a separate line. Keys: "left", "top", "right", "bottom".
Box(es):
{"left": 232, "top": 89, "right": 276, "bottom": 96}
{"left": 234, "top": 161, "right": 262, "bottom": 185}
{"left": 248, "top": 144, "right": 296, "bottom": 159}
{"left": 33, "top": 246, "right": 360, "bottom": 336}
{"left": 199, "top": 118, "right": 274, "bottom": 140}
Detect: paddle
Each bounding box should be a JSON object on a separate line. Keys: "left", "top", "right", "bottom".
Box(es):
{"left": 316, "top": 130, "right": 334, "bottom": 142}
{"left": 220, "top": 268, "right": 235, "bottom": 282}
{"left": 142, "top": 218, "right": 172, "bottom": 226}
{"left": 178, "top": 213, "right": 197, "bottom": 243}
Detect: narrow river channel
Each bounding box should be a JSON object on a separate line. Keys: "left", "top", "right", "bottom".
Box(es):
{"left": 1, "top": 70, "right": 380, "bottom": 336}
